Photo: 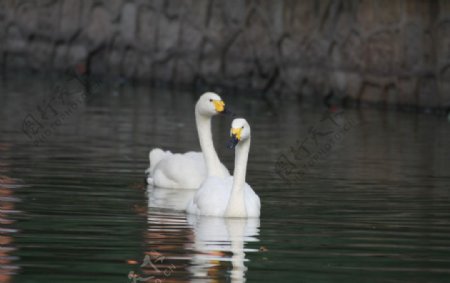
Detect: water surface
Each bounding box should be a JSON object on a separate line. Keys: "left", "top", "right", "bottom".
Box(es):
{"left": 0, "top": 75, "right": 450, "bottom": 282}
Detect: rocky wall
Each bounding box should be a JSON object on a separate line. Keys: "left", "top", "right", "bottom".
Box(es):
{"left": 0, "top": 0, "right": 449, "bottom": 108}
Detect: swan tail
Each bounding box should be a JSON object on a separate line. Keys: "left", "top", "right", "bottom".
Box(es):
{"left": 148, "top": 148, "right": 169, "bottom": 174}
{"left": 146, "top": 176, "right": 154, "bottom": 185}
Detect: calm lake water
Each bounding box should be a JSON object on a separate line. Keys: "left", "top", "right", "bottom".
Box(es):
{"left": 1, "top": 74, "right": 450, "bottom": 283}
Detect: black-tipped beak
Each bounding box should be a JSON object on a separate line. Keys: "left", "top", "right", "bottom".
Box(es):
{"left": 227, "top": 134, "right": 240, "bottom": 149}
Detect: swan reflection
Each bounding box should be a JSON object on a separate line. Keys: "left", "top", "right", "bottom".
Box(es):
{"left": 187, "top": 215, "right": 260, "bottom": 282}
{"left": 146, "top": 186, "right": 260, "bottom": 282}
{"left": 0, "top": 176, "right": 19, "bottom": 283}
{"left": 147, "top": 184, "right": 196, "bottom": 211}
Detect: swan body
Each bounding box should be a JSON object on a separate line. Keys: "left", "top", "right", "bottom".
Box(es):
{"left": 146, "top": 149, "right": 208, "bottom": 189}
{"left": 187, "top": 118, "right": 261, "bottom": 218}
{"left": 187, "top": 176, "right": 260, "bottom": 217}
{"left": 145, "top": 92, "right": 230, "bottom": 189}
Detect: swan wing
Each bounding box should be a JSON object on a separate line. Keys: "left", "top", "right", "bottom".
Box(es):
{"left": 243, "top": 184, "right": 261, "bottom": 218}
{"left": 151, "top": 151, "right": 207, "bottom": 189}
{"left": 187, "top": 176, "right": 233, "bottom": 216}
{"left": 146, "top": 148, "right": 172, "bottom": 174}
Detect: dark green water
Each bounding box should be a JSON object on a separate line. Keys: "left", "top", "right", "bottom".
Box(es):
{"left": 0, "top": 75, "right": 450, "bottom": 283}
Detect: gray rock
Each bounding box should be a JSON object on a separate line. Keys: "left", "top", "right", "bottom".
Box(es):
{"left": 157, "top": 12, "right": 180, "bottom": 53}
{"left": 60, "top": 0, "right": 81, "bottom": 40}
{"left": 35, "top": 0, "right": 60, "bottom": 38}
{"left": 67, "top": 44, "right": 88, "bottom": 66}
{"left": 418, "top": 76, "right": 440, "bottom": 108}
{"left": 137, "top": 7, "right": 158, "bottom": 49}
{"left": 120, "top": 2, "right": 137, "bottom": 43}
{"left": 136, "top": 54, "right": 152, "bottom": 79}
{"left": 122, "top": 48, "right": 138, "bottom": 77}
{"left": 53, "top": 43, "right": 68, "bottom": 70}
{"left": 6, "top": 25, "right": 27, "bottom": 52}
{"left": 436, "top": 21, "right": 450, "bottom": 67}
{"left": 28, "top": 37, "right": 53, "bottom": 70}
{"left": 85, "top": 5, "right": 113, "bottom": 50}
{"left": 14, "top": 0, "right": 38, "bottom": 35}
{"left": 0, "top": 0, "right": 449, "bottom": 108}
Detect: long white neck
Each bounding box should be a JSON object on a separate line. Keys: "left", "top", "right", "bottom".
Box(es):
{"left": 226, "top": 138, "right": 250, "bottom": 217}
{"left": 232, "top": 138, "right": 250, "bottom": 193}
{"left": 195, "top": 109, "right": 223, "bottom": 177}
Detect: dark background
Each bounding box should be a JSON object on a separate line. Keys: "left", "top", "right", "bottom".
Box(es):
{"left": 0, "top": 0, "right": 449, "bottom": 109}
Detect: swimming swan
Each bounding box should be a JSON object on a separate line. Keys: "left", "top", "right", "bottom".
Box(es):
{"left": 145, "top": 92, "right": 230, "bottom": 189}
{"left": 186, "top": 118, "right": 261, "bottom": 217}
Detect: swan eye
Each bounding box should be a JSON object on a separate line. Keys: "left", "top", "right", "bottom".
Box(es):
{"left": 241, "top": 126, "right": 244, "bottom": 129}
{"left": 209, "top": 99, "right": 213, "bottom": 102}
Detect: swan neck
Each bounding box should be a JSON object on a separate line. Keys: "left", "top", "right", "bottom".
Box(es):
{"left": 195, "top": 109, "right": 223, "bottom": 177}
{"left": 232, "top": 138, "right": 250, "bottom": 193}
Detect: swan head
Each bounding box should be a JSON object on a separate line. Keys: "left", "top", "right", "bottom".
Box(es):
{"left": 228, "top": 118, "right": 250, "bottom": 149}
{"left": 196, "top": 92, "right": 229, "bottom": 117}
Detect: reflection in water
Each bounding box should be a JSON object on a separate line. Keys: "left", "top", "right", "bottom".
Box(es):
{"left": 147, "top": 185, "right": 196, "bottom": 211}
{"left": 143, "top": 209, "right": 193, "bottom": 282}
{"left": 0, "top": 145, "right": 21, "bottom": 283}
{"left": 187, "top": 216, "right": 260, "bottom": 283}
{"left": 146, "top": 186, "right": 260, "bottom": 282}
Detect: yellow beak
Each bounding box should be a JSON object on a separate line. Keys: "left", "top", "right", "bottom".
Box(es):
{"left": 213, "top": 100, "right": 225, "bottom": 113}
{"left": 231, "top": 127, "right": 242, "bottom": 141}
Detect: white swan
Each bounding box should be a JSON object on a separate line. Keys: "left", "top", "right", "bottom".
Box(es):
{"left": 146, "top": 92, "right": 230, "bottom": 189}
{"left": 186, "top": 118, "right": 261, "bottom": 218}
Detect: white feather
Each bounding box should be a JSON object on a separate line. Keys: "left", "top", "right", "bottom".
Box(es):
{"left": 186, "top": 118, "right": 261, "bottom": 218}
{"left": 145, "top": 92, "right": 230, "bottom": 189}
